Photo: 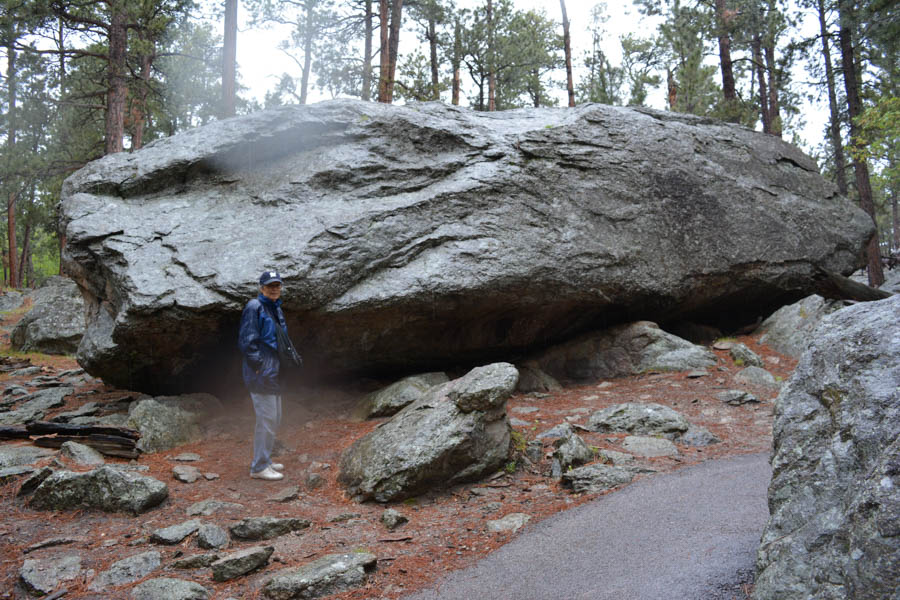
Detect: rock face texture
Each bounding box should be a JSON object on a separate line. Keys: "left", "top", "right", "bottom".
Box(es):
{"left": 59, "top": 100, "right": 872, "bottom": 393}
{"left": 756, "top": 294, "right": 845, "bottom": 358}
{"left": 11, "top": 276, "right": 85, "bottom": 355}
{"left": 754, "top": 295, "right": 900, "bottom": 600}
{"left": 338, "top": 363, "right": 517, "bottom": 502}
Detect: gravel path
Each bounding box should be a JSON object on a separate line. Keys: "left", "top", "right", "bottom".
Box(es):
{"left": 403, "top": 452, "right": 771, "bottom": 600}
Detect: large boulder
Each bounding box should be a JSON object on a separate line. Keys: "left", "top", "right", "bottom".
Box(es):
{"left": 28, "top": 465, "right": 169, "bottom": 514}
{"left": 338, "top": 363, "right": 517, "bottom": 502}
{"left": 58, "top": 101, "right": 871, "bottom": 393}
{"left": 126, "top": 393, "right": 223, "bottom": 453}
{"left": 756, "top": 294, "right": 845, "bottom": 358}
{"left": 753, "top": 295, "right": 900, "bottom": 600}
{"left": 10, "top": 276, "right": 85, "bottom": 355}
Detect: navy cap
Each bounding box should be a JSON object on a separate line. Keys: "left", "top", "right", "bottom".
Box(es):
{"left": 259, "top": 270, "right": 283, "bottom": 286}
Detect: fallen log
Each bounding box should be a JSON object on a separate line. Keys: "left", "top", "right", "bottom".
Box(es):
{"left": 0, "top": 425, "right": 30, "bottom": 440}
{"left": 25, "top": 421, "right": 141, "bottom": 441}
{"left": 33, "top": 434, "right": 140, "bottom": 459}
{"left": 814, "top": 268, "right": 894, "bottom": 302}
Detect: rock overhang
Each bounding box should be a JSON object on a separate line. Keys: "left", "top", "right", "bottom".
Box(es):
{"left": 59, "top": 99, "right": 874, "bottom": 394}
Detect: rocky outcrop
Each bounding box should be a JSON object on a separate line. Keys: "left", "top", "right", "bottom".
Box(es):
{"left": 338, "top": 363, "right": 517, "bottom": 502}
{"left": 532, "top": 322, "right": 717, "bottom": 383}
{"left": 754, "top": 295, "right": 900, "bottom": 600}
{"left": 59, "top": 100, "right": 872, "bottom": 394}
{"left": 11, "top": 276, "right": 85, "bottom": 355}
{"left": 756, "top": 294, "right": 845, "bottom": 358}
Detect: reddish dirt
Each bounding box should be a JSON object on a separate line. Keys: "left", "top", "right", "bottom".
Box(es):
{"left": 1, "top": 303, "right": 793, "bottom": 600}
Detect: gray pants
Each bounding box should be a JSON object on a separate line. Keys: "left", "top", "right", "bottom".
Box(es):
{"left": 250, "top": 392, "right": 282, "bottom": 473}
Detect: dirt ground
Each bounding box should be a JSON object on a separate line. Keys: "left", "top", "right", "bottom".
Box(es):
{"left": 0, "top": 304, "right": 793, "bottom": 600}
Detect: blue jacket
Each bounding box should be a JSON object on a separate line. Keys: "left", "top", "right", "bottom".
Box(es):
{"left": 238, "top": 294, "right": 287, "bottom": 393}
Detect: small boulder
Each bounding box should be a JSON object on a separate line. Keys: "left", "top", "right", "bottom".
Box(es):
{"left": 756, "top": 294, "right": 844, "bottom": 358}
{"left": 173, "top": 465, "right": 201, "bottom": 483}
{"left": 734, "top": 366, "right": 779, "bottom": 389}
{"left": 29, "top": 465, "right": 168, "bottom": 514}
{"left": 0, "top": 445, "right": 56, "bottom": 469}
{"left": 0, "top": 387, "right": 73, "bottom": 426}
{"left": 18, "top": 554, "right": 82, "bottom": 596}
{"left": 515, "top": 361, "right": 562, "bottom": 393}
{"left": 360, "top": 372, "right": 449, "bottom": 418}
{"left": 127, "top": 393, "right": 223, "bottom": 453}
{"left": 679, "top": 426, "right": 721, "bottom": 447}
{"left": 229, "top": 517, "right": 311, "bottom": 541}
{"left": 171, "top": 554, "right": 221, "bottom": 569}
{"left": 622, "top": 436, "right": 679, "bottom": 457}
{"left": 486, "top": 513, "right": 531, "bottom": 533}
{"left": 381, "top": 509, "right": 408, "bottom": 531}
{"left": 716, "top": 390, "right": 760, "bottom": 406}
{"left": 262, "top": 552, "right": 377, "bottom": 600}
{"left": 186, "top": 499, "right": 244, "bottom": 516}
{"left": 211, "top": 545, "right": 274, "bottom": 582}
{"left": 562, "top": 464, "right": 635, "bottom": 494}
{"left": 131, "top": 577, "right": 210, "bottom": 600}
{"left": 10, "top": 276, "right": 85, "bottom": 355}
{"left": 150, "top": 520, "right": 202, "bottom": 545}
{"left": 88, "top": 551, "right": 161, "bottom": 591}
{"left": 729, "top": 343, "right": 764, "bottom": 367}
{"left": 196, "top": 524, "right": 229, "bottom": 550}
{"left": 586, "top": 402, "right": 690, "bottom": 436}
{"left": 60, "top": 441, "right": 105, "bottom": 466}
{"left": 552, "top": 431, "right": 595, "bottom": 471}
{"left": 267, "top": 486, "right": 300, "bottom": 503}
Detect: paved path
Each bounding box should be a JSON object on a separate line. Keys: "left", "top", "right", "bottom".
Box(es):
{"left": 403, "top": 453, "right": 771, "bottom": 600}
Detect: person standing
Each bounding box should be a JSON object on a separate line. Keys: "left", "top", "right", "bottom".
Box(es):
{"left": 238, "top": 270, "right": 288, "bottom": 481}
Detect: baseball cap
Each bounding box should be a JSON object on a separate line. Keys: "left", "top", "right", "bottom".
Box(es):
{"left": 259, "top": 270, "right": 283, "bottom": 286}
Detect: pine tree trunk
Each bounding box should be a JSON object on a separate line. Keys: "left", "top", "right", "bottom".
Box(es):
{"left": 17, "top": 222, "right": 31, "bottom": 288}
{"left": 764, "top": 42, "right": 781, "bottom": 137}
{"left": 105, "top": 6, "right": 127, "bottom": 154}
{"left": 452, "top": 18, "right": 461, "bottom": 105}
{"left": 428, "top": 17, "right": 439, "bottom": 100}
{"left": 752, "top": 36, "right": 771, "bottom": 134}
{"left": 715, "top": 0, "right": 737, "bottom": 121}
{"left": 223, "top": 0, "right": 238, "bottom": 117}
{"left": 838, "top": 0, "right": 884, "bottom": 286}
{"left": 816, "top": 0, "right": 848, "bottom": 195}
{"left": 377, "top": 0, "right": 390, "bottom": 102}
{"left": 132, "top": 52, "right": 152, "bottom": 151}
{"left": 487, "top": 0, "right": 495, "bottom": 111}
{"left": 560, "top": 0, "right": 575, "bottom": 108}
{"left": 5, "top": 33, "right": 18, "bottom": 288}
{"left": 362, "top": 0, "right": 373, "bottom": 101}
{"left": 300, "top": 4, "right": 314, "bottom": 105}
{"left": 892, "top": 179, "right": 899, "bottom": 251}
{"left": 385, "top": 0, "right": 403, "bottom": 102}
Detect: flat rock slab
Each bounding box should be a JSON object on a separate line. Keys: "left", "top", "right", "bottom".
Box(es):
{"left": 486, "top": 513, "right": 531, "bottom": 534}
{"left": 622, "top": 436, "right": 679, "bottom": 457}
{"left": 88, "top": 550, "right": 161, "bottom": 591}
{"left": 131, "top": 577, "right": 211, "bottom": 600}
{"left": 229, "top": 517, "right": 311, "bottom": 541}
{"left": 0, "top": 387, "right": 74, "bottom": 426}
{"left": 263, "top": 552, "right": 377, "bottom": 600}
{"left": 717, "top": 390, "right": 760, "bottom": 406}
{"left": 562, "top": 464, "right": 636, "bottom": 494}
{"left": 151, "top": 520, "right": 202, "bottom": 545}
{"left": 186, "top": 499, "right": 244, "bottom": 516}
{"left": 402, "top": 453, "right": 771, "bottom": 600}
{"left": 173, "top": 465, "right": 201, "bottom": 483}
{"left": 587, "top": 403, "right": 690, "bottom": 436}
{"left": 211, "top": 545, "right": 274, "bottom": 582}
{"left": 18, "top": 554, "right": 82, "bottom": 596}
{"left": 734, "top": 366, "right": 780, "bottom": 389}
{"left": 28, "top": 465, "right": 168, "bottom": 514}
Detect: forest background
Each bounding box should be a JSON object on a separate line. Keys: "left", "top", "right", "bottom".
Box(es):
{"left": 1, "top": 0, "right": 897, "bottom": 291}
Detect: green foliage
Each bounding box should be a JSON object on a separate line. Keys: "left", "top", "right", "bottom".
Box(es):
{"left": 510, "top": 430, "right": 527, "bottom": 453}
{"left": 504, "top": 460, "right": 517, "bottom": 474}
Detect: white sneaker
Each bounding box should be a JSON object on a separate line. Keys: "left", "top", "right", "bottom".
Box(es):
{"left": 250, "top": 466, "right": 284, "bottom": 481}
{"left": 271, "top": 463, "right": 284, "bottom": 472}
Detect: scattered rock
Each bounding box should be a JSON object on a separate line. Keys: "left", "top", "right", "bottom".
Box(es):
{"left": 0, "top": 465, "right": 35, "bottom": 486}
{"left": 51, "top": 402, "right": 100, "bottom": 423}
{"left": 173, "top": 453, "right": 202, "bottom": 462}
{"left": 29, "top": 465, "right": 168, "bottom": 514}
{"left": 10, "top": 276, "right": 85, "bottom": 355}
{"left": 88, "top": 551, "right": 161, "bottom": 591}
{"left": 486, "top": 513, "right": 531, "bottom": 533}
{"left": 131, "top": 577, "right": 210, "bottom": 600}
{"left": 360, "top": 372, "right": 450, "bottom": 418}
{"left": 734, "top": 366, "right": 779, "bottom": 389}
{"left": 552, "top": 431, "right": 595, "bottom": 471}
{"left": 0, "top": 387, "right": 74, "bottom": 426}
{"left": 712, "top": 341, "right": 734, "bottom": 350}
{"left": 0, "top": 289, "right": 24, "bottom": 311}
{"left": 262, "top": 552, "right": 377, "bottom": 599}
{"left": 381, "top": 509, "right": 408, "bottom": 531}
{"left": 525, "top": 440, "right": 544, "bottom": 463}
{"left": 186, "top": 499, "right": 244, "bottom": 517}
{"left": 756, "top": 294, "right": 844, "bottom": 358}
{"left": 150, "top": 520, "right": 202, "bottom": 545}
{"left": 171, "top": 554, "right": 221, "bottom": 569}
{"left": 59, "top": 441, "right": 105, "bottom": 466}
{"left": 196, "top": 524, "right": 229, "bottom": 550}
{"left": 0, "top": 445, "right": 55, "bottom": 470}
{"left": 685, "top": 370, "right": 708, "bottom": 379}
{"left": 305, "top": 472, "right": 325, "bottom": 490}
{"left": 622, "top": 436, "right": 679, "bottom": 457}
{"left": 562, "top": 464, "right": 635, "bottom": 494}
{"left": 18, "top": 554, "right": 82, "bottom": 596}
{"left": 173, "top": 465, "right": 201, "bottom": 483}
{"left": 754, "top": 295, "right": 900, "bottom": 600}
{"left": 211, "top": 545, "right": 274, "bottom": 582}
{"left": 23, "top": 537, "right": 85, "bottom": 555}
{"left": 586, "top": 402, "right": 690, "bottom": 436}
{"left": 229, "top": 517, "right": 311, "bottom": 541}
{"left": 267, "top": 486, "right": 300, "bottom": 503}
{"left": 679, "top": 426, "right": 721, "bottom": 447}
{"left": 728, "top": 343, "right": 764, "bottom": 367}
{"left": 2, "top": 384, "right": 29, "bottom": 398}
{"left": 716, "top": 390, "right": 760, "bottom": 406}
{"left": 515, "top": 362, "right": 562, "bottom": 393}
{"left": 17, "top": 467, "right": 54, "bottom": 496}
{"left": 536, "top": 423, "right": 574, "bottom": 440}
{"left": 338, "top": 363, "right": 517, "bottom": 502}
{"left": 127, "top": 394, "right": 222, "bottom": 453}
{"left": 597, "top": 449, "right": 635, "bottom": 465}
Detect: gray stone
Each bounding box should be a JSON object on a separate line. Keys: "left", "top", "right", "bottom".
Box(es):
{"left": 597, "top": 449, "right": 635, "bottom": 465}
{"left": 196, "top": 524, "right": 229, "bottom": 550}
{"left": 11, "top": 276, "right": 85, "bottom": 355}
{"left": 729, "top": 343, "right": 764, "bottom": 367}
{"left": 51, "top": 402, "right": 100, "bottom": 423}
{"left": 262, "top": 552, "right": 377, "bottom": 599}
{"left": 267, "top": 485, "right": 300, "bottom": 503}
{"left": 485, "top": 513, "right": 531, "bottom": 533}
{"left": 211, "top": 545, "right": 274, "bottom": 582}
{"left": 17, "top": 467, "right": 54, "bottom": 495}
{"left": 586, "top": 402, "right": 690, "bottom": 436}
{"left": 757, "top": 294, "right": 846, "bottom": 358}
{"left": 18, "top": 554, "right": 82, "bottom": 596}
{"left": 229, "top": 517, "right": 311, "bottom": 541}
{"left": 361, "top": 372, "right": 450, "bottom": 418}
{"left": 173, "top": 465, "right": 201, "bottom": 483}
{"left": 186, "top": 499, "right": 245, "bottom": 516}
{"left": 562, "top": 463, "right": 635, "bottom": 494}
{"left": 171, "top": 554, "right": 220, "bottom": 569}
{"left": 381, "top": 508, "right": 408, "bottom": 531}
{"left": 9, "top": 366, "right": 42, "bottom": 377}
{"left": 0, "top": 289, "right": 24, "bottom": 311}
{"left": 525, "top": 440, "right": 544, "bottom": 463}
{"left": 338, "top": 363, "right": 517, "bottom": 502}
{"left": 60, "top": 441, "right": 106, "bottom": 466}
{"left": 533, "top": 322, "right": 717, "bottom": 382}
{"left": 127, "top": 393, "right": 222, "bottom": 453}
{"left": 0, "top": 387, "right": 74, "bottom": 426}
{"left": 305, "top": 472, "right": 325, "bottom": 489}
{"left": 173, "top": 453, "right": 202, "bottom": 462}
{"left": 734, "top": 366, "right": 779, "bottom": 389}
{"left": 59, "top": 100, "right": 871, "bottom": 395}
{"left": 754, "top": 295, "right": 900, "bottom": 600}
{"left": 0, "top": 465, "right": 35, "bottom": 485}
{"left": 0, "top": 445, "right": 55, "bottom": 469}
{"left": 508, "top": 417, "right": 531, "bottom": 427}
{"left": 552, "top": 431, "right": 595, "bottom": 471}
{"left": 536, "top": 422, "right": 575, "bottom": 439}
{"left": 716, "top": 389, "right": 760, "bottom": 406}
{"left": 89, "top": 551, "right": 161, "bottom": 591}
{"left": 131, "top": 578, "right": 210, "bottom": 600}
{"left": 2, "top": 384, "right": 29, "bottom": 398}
{"left": 150, "top": 520, "right": 202, "bottom": 545}
{"left": 29, "top": 465, "right": 168, "bottom": 514}
{"left": 679, "top": 426, "right": 721, "bottom": 447}
{"left": 622, "top": 436, "right": 679, "bottom": 457}
{"left": 515, "top": 362, "right": 562, "bottom": 393}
